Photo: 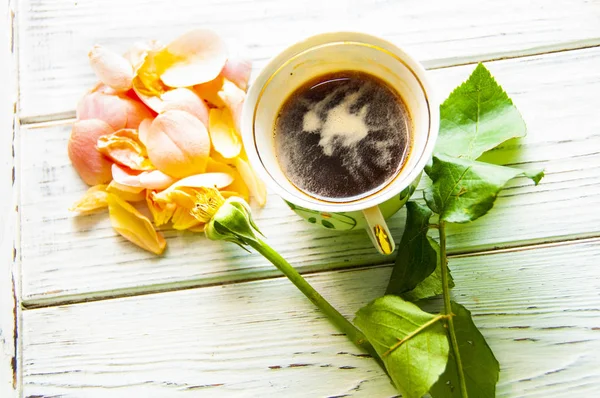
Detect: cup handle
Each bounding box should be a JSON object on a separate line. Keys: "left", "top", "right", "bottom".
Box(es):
{"left": 362, "top": 206, "right": 395, "bottom": 255}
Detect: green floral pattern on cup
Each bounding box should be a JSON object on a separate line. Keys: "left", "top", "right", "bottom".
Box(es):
{"left": 284, "top": 174, "right": 421, "bottom": 231}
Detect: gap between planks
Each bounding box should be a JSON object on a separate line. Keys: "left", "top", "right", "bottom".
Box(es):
{"left": 21, "top": 235, "right": 600, "bottom": 310}
{"left": 17, "top": 38, "right": 600, "bottom": 126}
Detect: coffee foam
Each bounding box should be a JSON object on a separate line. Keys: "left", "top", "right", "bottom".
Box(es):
{"left": 275, "top": 73, "right": 410, "bottom": 200}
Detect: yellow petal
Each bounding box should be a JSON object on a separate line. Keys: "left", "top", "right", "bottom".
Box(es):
{"left": 146, "top": 190, "right": 176, "bottom": 226}
{"left": 97, "top": 129, "right": 154, "bottom": 171}
{"left": 153, "top": 172, "right": 234, "bottom": 202}
{"left": 133, "top": 76, "right": 165, "bottom": 113}
{"left": 209, "top": 148, "right": 232, "bottom": 165}
{"left": 193, "top": 76, "right": 225, "bottom": 107}
{"left": 234, "top": 156, "right": 267, "bottom": 206}
{"left": 106, "top": 194, "right": 166, "bottom": 255}
{"left": 208, "top": 108, "right": 242, "bottom": 159}
{"left": 69, "top": 185, "right": 109, "bottom": 212}
{"left": 132, "top": 45, "right": 171, "bottom": 112}
{"left": 135, "top": 50, "right": 170, "bottom": 97}
{"left": 220, "top": 190, "right": 244, "bottom": 199}
{"left": 217, "top": 79, "right": 245, "bottom": 134}
{"left": 165, "top": 188, "right": 196, "bottom": 209}
{"left": 88, "top": 45, "right": 134, "bottom": 92}
{"left": 188, "top": 224, "right": 206, "bottom": 233}
{"left": 146, "top": 110, "right": 211, "bottom": 178}
{"left": 171, "top": 206, "right": 203, "bottom": 230}
{"left": 107, "top": 180, "right": 146, "bottom": 202}
{"left": 123, "top": 40, "right": 163, "bottom": 71}
{"left": 158, "top": 29, "right": 228, "bottom": 88}
{"left": 206, "top": 158, "right": 249, "bottom": 201}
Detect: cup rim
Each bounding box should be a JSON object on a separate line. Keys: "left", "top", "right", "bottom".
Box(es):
{"left": 242, "top": 31, "right": 439, "bottom": 213}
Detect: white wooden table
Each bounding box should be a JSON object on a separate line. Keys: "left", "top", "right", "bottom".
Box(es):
{"left": 2, "top": 0, "right": 600, "bottom": 396}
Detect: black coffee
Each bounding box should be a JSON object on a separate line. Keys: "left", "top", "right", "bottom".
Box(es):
{"left": 274, "top": 70, "right": 411, "bottom": 201}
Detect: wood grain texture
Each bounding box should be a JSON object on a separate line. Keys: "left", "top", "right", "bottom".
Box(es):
{"left": 19, "top": 48, "right": 600, "bottom": 305}
{"left": 21, "top": 240, "right": 600, "bottom": 397}
{"left": 0, "top": 0, "right": 18, "bottom": 396}
{"left": 16, "top": 0, "right": 600, "bottom": 122}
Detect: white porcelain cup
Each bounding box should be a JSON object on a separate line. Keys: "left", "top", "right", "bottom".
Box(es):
{"left": 241, "top": 32, "right": 439, "bottom": 255}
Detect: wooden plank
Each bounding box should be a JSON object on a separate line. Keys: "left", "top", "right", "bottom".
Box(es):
{"left": 21, "top": 240, "right": 600, "bottom": 397}
{"left": 16, "top": 0, "right": 600, "bottom": 122}
{"left": 0, "top": 0, "right": 18, "bottom": 396}
{"left": 19, "top": 47, "right": 600, "bottom": 305}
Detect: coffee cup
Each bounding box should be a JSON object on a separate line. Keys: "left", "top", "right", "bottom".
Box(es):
{"left": 241, "top": 32, "right": 439, "bottom": 255}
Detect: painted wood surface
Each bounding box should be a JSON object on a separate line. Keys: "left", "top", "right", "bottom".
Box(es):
{"left": 21, "top": 240, "right": 600, "bottom": 397}
{"left": 0, "top": 0, "right": 19, "bottom": 398}
{"left": 19, "top": 47, "right": 600, "bottom": 305}
{"left": 0, "top": 0, "right": 18, "bottom": 396}
{"left": 16, "top": 0, "right": 600, "bottom": 122}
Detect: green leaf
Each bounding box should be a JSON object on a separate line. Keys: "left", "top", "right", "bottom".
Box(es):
{"left": 436, "top": 63, "right": 526, "bottom": 160}
{"left": 401, "top": 254, "right": 455, "bottom": 302}
{"left": 430, "top": 302, "right": 499, "bottom": 398}
{"left": 522, "top": 168, "right": 545, "bottom": 185}
{"left": 354, "top": 296, "right": 450, "bottom": 398}
{"left": 424, "top": 154, "right": 540, "bottom": 223}
{"left": 387, "top": 202, "right": 438, "bottom": 295}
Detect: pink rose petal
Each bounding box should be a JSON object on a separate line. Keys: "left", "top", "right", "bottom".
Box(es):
{"left": 68, "top": 119, "right": 114, "bottom": 186}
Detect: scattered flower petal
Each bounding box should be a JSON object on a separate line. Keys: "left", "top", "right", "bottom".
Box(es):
{"left": 138, "top": 118, "right": 152, "bottom": 147}
{"left": 69, "top": 185, "right": 109, "bottom": 212}
{"left": 89, "top": 45, "right": 134, "bottom": 92}
{"left": 164, "top": 187, "right": 197, "bottom": 208}
{"left": 153, "top": 172, "right": 234, "bottom": 202}
{"left": 161, "top": 88, "right": 210, "bottom": 126}
{"left": 206, "top": 158, "right": 249, "bottom": 202}
{"left": 192, "top": 76, "right": 225, "bottom": 107}
{"left": 97, "top": 129, "right": 154, "bottom": 170}
{"left": 138, "top": 170, "right": 176, "bottom": 190}
{"left": 109, "top": 179, "right": 145, "bottom": 194}
{"left": 135, "top": 50, "right": 170, "bottom": 97}
{"left": 124, "top": 40, "right": 163, "bottom": 71}
{"left": 69, "top": 30, "right": 267, "bottom": 249}
{"left": 188, "top": 224, "right": 206, "bottom": 233}
{"left": 112, "top": 163, "right": 175, "bottom": 190}
{"left": 68, "top": 119, "right": 114, "bottom": 186}
{"left": 111, "top": 163, "right": 142, "bottom": 186}
{"left": 222, "top": 57, "right": 252, "bottom": 91}
{"left": 235, "top": 156, "right": 267, "bottom": 206}
{"left": 208, "top": 107, "right": 242, "bottom": 159}
{"left": 146, "top": 110, "right": 211, "bottom": 178}
{"left": 146, "top": 190, "right": 176, "bottom": 226}
{"left": 171, "top": 206, "right": 203, "bottom": 230}
{"left": 122, "top": 96, "right": 155, "bottom": 129}
{"left": 107, "top": 180, "right": 146, "bottom": 202}
{"left": 77, "top": 92, "right": 127, "bottom": 131}
{"left": 159, "top": 29, "right": 228, "bottom": 88}
{"left": 107, "top": 194, "right": 166, "bottom": 255}
{"left": 77, "top": 90, "right": 154, "bottom": 130}
{"left": 218, "top": 79, "right": 246, "bottom": 133}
